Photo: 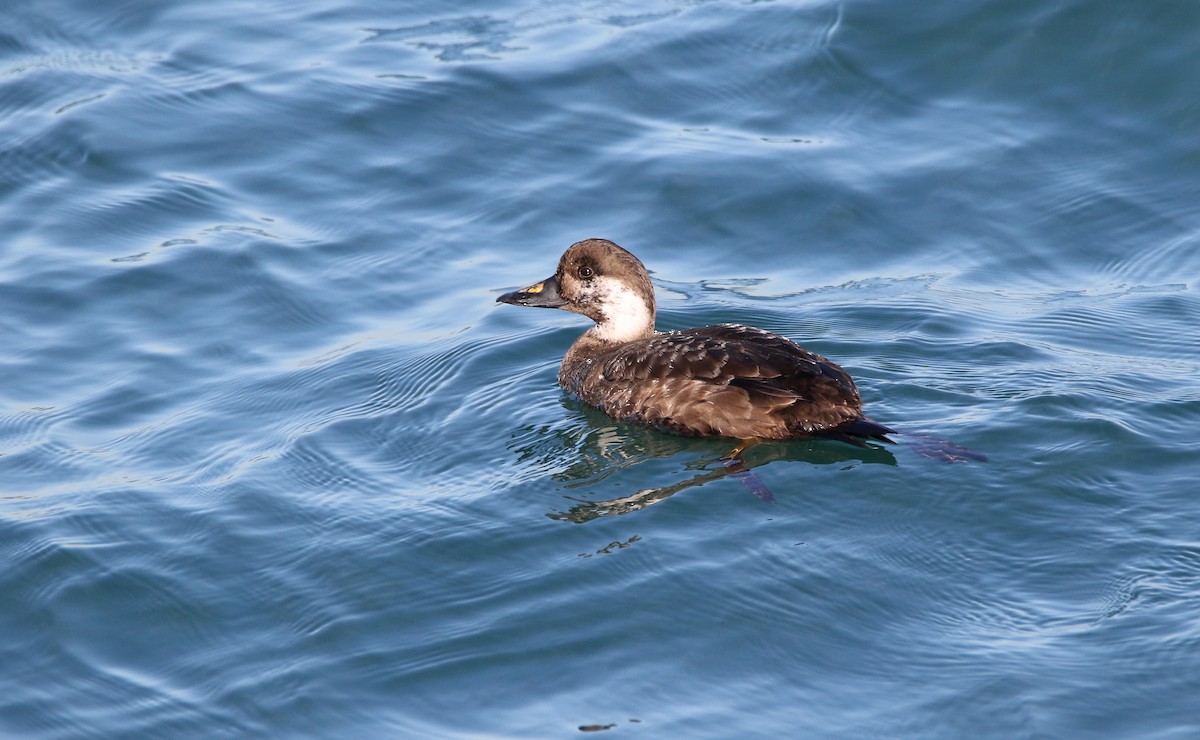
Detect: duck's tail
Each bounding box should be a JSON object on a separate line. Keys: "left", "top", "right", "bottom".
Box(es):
{"left": 822, "top": 417, "right": 898, "bottom": 447}
{"left": 824, "top": 418, "right": 986, "bottom": 463}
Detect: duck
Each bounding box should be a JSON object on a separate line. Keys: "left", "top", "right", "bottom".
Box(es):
{"left": 496, "top": 238, "right": 896, "bottom": 447}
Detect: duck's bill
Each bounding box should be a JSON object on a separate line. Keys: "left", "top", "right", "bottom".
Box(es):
{"left": 496, "top": 275, "right": 567, "bottom": 308}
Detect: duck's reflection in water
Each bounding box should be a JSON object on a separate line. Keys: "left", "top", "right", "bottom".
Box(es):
{"left": 510, "top": 402, "right": 898, "bottom": 524}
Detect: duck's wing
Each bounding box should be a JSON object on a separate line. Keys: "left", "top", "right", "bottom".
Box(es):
{"left": 679, "top": 324, "right": 860, "bottom": 396}
{"left": 586, "top": 324, "right": 875, "bottom": 438}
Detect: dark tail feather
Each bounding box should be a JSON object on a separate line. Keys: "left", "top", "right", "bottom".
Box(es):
{"left": 824, "top": 418, "right": 897, "bottom": 446}
{"left": 824, "top": 419, "right": 986, "bottom": 463}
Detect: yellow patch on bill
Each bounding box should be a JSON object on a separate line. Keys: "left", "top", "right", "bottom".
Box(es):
{"left": 525, "top": 282, "right": 544, "bottom": 294}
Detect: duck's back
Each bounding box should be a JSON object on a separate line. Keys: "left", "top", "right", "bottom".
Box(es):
{"left": 560, "top": 323, "right": 889, "bottom": 440}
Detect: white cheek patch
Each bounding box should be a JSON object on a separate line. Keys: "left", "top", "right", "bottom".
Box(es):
{"left": 588, "top": 276, "right": 653, "bottom": 342}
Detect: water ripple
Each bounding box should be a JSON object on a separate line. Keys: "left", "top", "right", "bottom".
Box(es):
{"left": 3, "top": 0, "right": 1200, "bottom": 736}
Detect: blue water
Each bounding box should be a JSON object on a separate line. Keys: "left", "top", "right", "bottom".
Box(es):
{"left": 3, "top": 0, "right": 1199, "bottom": 737}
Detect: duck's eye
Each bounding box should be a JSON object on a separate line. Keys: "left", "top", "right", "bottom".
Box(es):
{"left": 578, "top": 265, "right": 594, "bottom": 279}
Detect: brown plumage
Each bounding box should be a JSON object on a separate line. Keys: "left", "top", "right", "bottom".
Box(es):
{"left": 497, "top": 238, "right": 894, "bottom": 444}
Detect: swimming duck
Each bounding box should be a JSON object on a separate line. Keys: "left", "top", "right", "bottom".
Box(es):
{"left": 496, "top": 238, "right": 895, "bottom": 446}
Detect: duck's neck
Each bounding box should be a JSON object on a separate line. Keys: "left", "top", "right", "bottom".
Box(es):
{"left": 559, "top": 320, "right": 656, "bottom": 395}
{"left": 557, "top": 277, "right": 656, "bottom": 394}
{"left": 586, "top": 278, "right": 656, "bottom": 344}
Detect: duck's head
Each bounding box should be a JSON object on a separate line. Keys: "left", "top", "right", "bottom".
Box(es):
{"left": 497, "top": 238, "right": 656, "bottom": 343}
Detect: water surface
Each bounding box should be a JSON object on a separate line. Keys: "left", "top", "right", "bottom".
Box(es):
{"left": 3, "top": 0, "right": 1199, "bottom": 737}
